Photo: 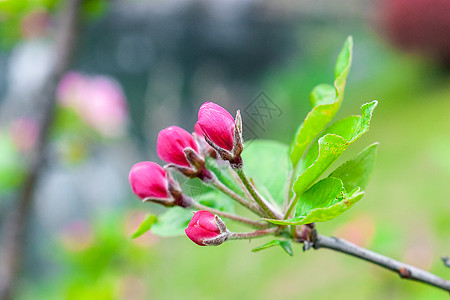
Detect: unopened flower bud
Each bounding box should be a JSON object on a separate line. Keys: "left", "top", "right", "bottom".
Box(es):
{"left": 128, "top": 161, "right": 169, "bottom": 200}
{"left": 197, "top": 102, "right": 235, "bottom": 151}
{"left": 157, "top": 126, "right": 199, "bottom": 167}
{"left": 194, "top": 123, "right": 216, "bottom": 158}
{"left": 185, "top": 211, "right": 230, "bottom": 246}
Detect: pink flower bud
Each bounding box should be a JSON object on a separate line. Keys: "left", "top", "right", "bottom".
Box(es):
{"left": 129, "top": 161, "right": 169, "bottom": 200}
{"left": 194, "top": 123, "right": 204, "bottom": 138}
{"left": 185, "top": 210, "right": 228, "bottom": 246}
{"left": 197, "top": 102, "right": 235, "bottom": 151}
{"left": 9, "top": 118, "right": 39, "bottom": 152}
{"left": 157, "top": 126, "right": 199, "bottom": 167}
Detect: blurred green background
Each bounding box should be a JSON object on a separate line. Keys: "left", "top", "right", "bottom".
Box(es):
{"left": 0, "top": 0, "right": 449, "bottom": 299}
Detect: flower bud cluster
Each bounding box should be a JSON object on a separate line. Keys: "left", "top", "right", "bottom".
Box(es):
{"left": 128, "top": 102, "right": 243, "bottom": 232}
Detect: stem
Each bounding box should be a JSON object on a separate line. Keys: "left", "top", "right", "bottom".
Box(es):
{"left": 0, "top": 1, "right": 84, "bottom": 300}
{"left": 209, "top": 179, "right": 265, "bottom": 217}
{"left": 313, "top": 234, "right": 450, "bottom": 292}
{"left": 191, "top": 202, "right": 269, "bottom": 229}
{"left": 284, "top": 194, "right": 298, "bottom": 220}
{"left": 229, "top": 227, "right": 278, "bottom": 240}
{"left": 229, "top": 169, "right": 254, "bottom": 204}
{"left": 235, "top": 168, "right": 283, "bottom": 220}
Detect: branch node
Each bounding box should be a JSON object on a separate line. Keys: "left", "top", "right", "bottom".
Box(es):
{"left": 399, "top": 267, "right": 412, "bottom": 279}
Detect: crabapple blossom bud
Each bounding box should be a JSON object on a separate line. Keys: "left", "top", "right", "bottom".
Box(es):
{"left": 128, "top": 161, "right": 169, "bottom": 200}
{"left": 185, "top": 211, "right": 230, "bottom": 246}
{"left": 197, "top": 102, "right": 235, "bottom": 151}
{"left": 194, "top": 123, "right": 204, "bottom": 139}
{"left": 157, "top": 126, "right": 199, "bottom": 167}
{"left": 194, "top": 123, "right": 217, "bottom": 158}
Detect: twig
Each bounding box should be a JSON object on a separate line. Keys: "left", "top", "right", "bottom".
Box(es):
{"left": 0, "top": 1, "right": 84, "bottom": 299}
{"left": 209, "top": 178, "right": 265, "bottom": 217}
{"left": 229, "top": 227, "right": 278, "bottom": 240}
{"left": 313, "top": 234, "right": 450, "bottom": 292}
{"left": 191, "top": 202, "right": 270, "bottom": 229}
{"left": 235, "top": 168, "right": 283, "bottom": 220}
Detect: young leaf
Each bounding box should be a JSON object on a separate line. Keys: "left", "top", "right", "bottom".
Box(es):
{"left": 266, "top": 178, "right": 364, "bottom": 226}
{"left": 151, "top": 207, "right": 194, "bottom": 237}
{"left": 329, "top": 143, "right": 379, "bottom": 192}
{"left": 299, "top": 100, "right": 378, "bottom": 174}
{"left": 252, "top": 239, "right": 293, "bottom": 256}
{"left": 289, "top": 36, "right": 353, "bottom": 167}
{"left": 151, "top": 190, "right": 238, "bottom": 237}
{"left": 131, "top": 214, "right": 158, "bottom": 239}
{"left": 285, "top": 101, "right": 377, "bottom": 217}
{"left": 242, "top": 140, "right": 290, "bottom": 207}
{"left": 295, "top": 177, "right": 345, "bottom": 217}
{"left": 293, "top": 134, "right": 349, "bottom": 198}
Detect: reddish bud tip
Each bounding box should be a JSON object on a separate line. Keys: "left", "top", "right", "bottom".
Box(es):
{"left": 185, "top": 211, "right": 228, "bottom": 246}
{"left": 128, "top": 161, "right": 169, "bottom": 200}
{"left": 197, "top": 102, "right": 235, "bottom": 151}
{"left": 157, "top": 126, "right": 199, "bottom": 167}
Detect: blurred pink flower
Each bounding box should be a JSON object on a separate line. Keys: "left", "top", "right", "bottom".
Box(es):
{"left": 60, "top": 220, "right": 94, "bottom": 252}
{"left": 57, "top": 72, "right": 128, "bottom": 138}
{"left": 9, "top": 118, "right": 39, "bottom": 152}
{"left": 333, "top": 214, "right": 376, "bottom": 248}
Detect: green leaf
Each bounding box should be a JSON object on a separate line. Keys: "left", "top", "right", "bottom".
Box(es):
{"left": 299, "top": 100, "right": 378, "bottom": 173}
{"left": 151, "top": 207, "right": 194, "bottom": 237}
{"left": 310, "top": 84, "right": 335, "bottom": 107}
{"left": 242, "top": 140, "right": 290, "bottom": 207}
{"left": 289, "top": 36, "right": 353, "bottom": 167}
{"left": 295, "top": 177, "right": 345, "bottom": 217}
{"left": 131, "top": 214, "right": 158, "bottom": 239}
{"left": 293, "top": 134, "right": 349, "bottom": 198}
{"left": 329, "top": 143, "right": 379, "bottom": 192}
{"left": 266, "top": 178, "right": 364, "bottom": 226}
{"left": 285, "top": 101, "right": 376, "bottom": 217}
{"left": 151, "top": 190, "right": 238, "bottom": 237}
{"left": 252, "top": 239, "right": 293, "bottom": 256}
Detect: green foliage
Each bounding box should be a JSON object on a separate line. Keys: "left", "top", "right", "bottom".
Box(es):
{"left": 151, "top": 207, "right": 193, "bottom": 237}
{"left": 266, "top": 100, "right": 377, "bottom": 225}
{"left": 289, "top": 36, "right": 353, "bottom": 167}
{"left": 252, "top": 36, "right": 378, "bottom": 226}
{"left": 131, "top": 214, "right": 157, "bottom": 239}
{"left": 266, "top": 178, "right": 364, "bottom": 225}
{"left": 242, "top": 140, "right": 290, "bottom": 208}
{"left": 329, "top": 143, "right": 379, "bottom": 192}
{"left": 252, "top": 239, "right": 293, "bottom": 256}
{"left": 295, "top": 101, "right": 378, "bottom": 190}
{"left": 151, "top": 190, "right": 235, "bottom": 237}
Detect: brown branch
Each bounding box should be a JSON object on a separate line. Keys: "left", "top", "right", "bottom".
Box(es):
{"left": 313, "top": 234, "right": 450, "bottom": 292}
{"left": 0, "top": 1, "right": 84, "bottom": 299}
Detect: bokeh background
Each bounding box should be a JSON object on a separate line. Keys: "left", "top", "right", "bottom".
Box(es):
{"left": 0, "top": 0, "right": 449, "bottom": 299}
